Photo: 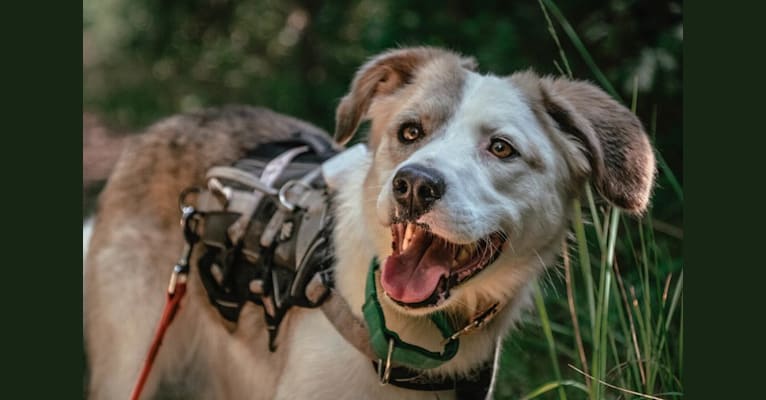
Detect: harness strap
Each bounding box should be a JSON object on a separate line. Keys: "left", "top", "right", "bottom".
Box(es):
{"left": 305, "top": 272, "right": 377, "bottom": 359}
{"left": 227, "top": 145, "right": 310, "bottom": 244}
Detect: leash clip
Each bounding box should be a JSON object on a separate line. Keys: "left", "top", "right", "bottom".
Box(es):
{"left": 168, "top": 201, "right": 200, "bottom": 295}
{"left": 167, "top": 262, "right": 189, "bottom": 295}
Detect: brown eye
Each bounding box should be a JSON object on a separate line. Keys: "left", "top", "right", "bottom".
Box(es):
{"left": 488, "top": 138, "right": 516, "bottom": 159}
{"left": 398, "top": 122, "right": 424, "bottom": 143}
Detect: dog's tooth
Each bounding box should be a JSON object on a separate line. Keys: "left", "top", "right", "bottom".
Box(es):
{"left": 403, "top": 223, "right": 413, "bottom": 244}
{"left": 402, "top": 225, "right": 411, "bottom": 251}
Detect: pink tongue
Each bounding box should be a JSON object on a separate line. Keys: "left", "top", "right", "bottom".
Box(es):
{"left": 381, "top": 233, "right": 453, "bottom": 304}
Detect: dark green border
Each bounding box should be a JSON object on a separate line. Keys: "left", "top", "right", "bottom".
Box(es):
{"left": 3, "top": 1, "right": 83, "bottom": 397}
{"left": 686, "top": 1, "right": 766, "bottom": 398}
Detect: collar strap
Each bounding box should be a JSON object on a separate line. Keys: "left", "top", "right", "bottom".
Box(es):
{"left": 370, "top": 360, "right": 492, "bottom": 396}
{"left": 362, "top": 257, "right": 459, "bottom": 370}
{"left": 307, "top": 258, "right": 502, "bottom": 394}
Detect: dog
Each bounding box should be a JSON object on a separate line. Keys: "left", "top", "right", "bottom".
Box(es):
{"left": 84, "top": 46, "right": 655, "bottom": 399}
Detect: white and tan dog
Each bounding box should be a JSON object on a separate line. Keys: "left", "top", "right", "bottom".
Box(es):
{"left": 84, "top": 47, "right": 654, "bottom": 399}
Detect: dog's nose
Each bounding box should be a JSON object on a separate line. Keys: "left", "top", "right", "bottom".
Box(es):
{"left": 392, "top": 164, "right": 445, "bottom": 219}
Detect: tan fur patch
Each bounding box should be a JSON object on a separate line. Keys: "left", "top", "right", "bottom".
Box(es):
{"left": 334, "top": 47, "right": 476, "bottom": 146}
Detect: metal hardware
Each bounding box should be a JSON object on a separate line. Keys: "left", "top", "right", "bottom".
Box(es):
{"left": 378, "top": 338, "right": 395, "bottom": 385}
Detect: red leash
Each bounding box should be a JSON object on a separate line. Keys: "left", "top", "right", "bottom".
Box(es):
{"left": 129, "top": 267, "right": 188, "bottom": 400}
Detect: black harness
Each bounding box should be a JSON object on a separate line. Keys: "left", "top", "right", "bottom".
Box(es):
{"left": 181, "top": 133, "right": 494, "bottom": 397}
{"left": 193, "top": 136, "right": 337, "bottom": 349}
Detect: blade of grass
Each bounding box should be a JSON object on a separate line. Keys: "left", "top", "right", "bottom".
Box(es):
{"left": 540, "top": 0, "right": 620, "bottom": 100}
{"left": 665, "top": 272, "right": 683, "bottom": 333}
{"left": 572, "top": 199, "right": 596, "bottom": 334}
{"left": 562, "top": 240, "right": 590, "bottom": 388}
{"left": 537, "top": 0, "right": 573, "bottom": 78}
{"left": 614, "top": 260, "right": 647, "bottom": 386}
{"left": 657, "top": 151, "right": 684, "bottom": 202}
{"left": 650, "top": 271, "right": 683, "bottom": 391}
{"left": 585, "top": 185, "right": 605, "bottom": 248}
{"left": 649, "top": 107, "right": 683, "bottom": 203}
{"left": 648, "top": 274, "right": 674, "bottom": 391}
{"left": 593, "top": 207, "right": 620, "bottom": 399}
{"left": 520, "top": 380, "right": 589, "bottom": 400}
{"left": 607, "top": 332, "right": 631, "bottom": 390}
{"left": 572, "top": 199, "right": 596, "bottom": 335}
{"left": 533, "top": 282, "right": 568, "bottom": 400}
{"left": 570, "top": 364, "right": 671, "bottom": 400}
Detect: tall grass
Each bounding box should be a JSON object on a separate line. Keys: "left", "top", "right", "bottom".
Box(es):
{"left": 495, "top": 2, "right": 683, "bottom": 399}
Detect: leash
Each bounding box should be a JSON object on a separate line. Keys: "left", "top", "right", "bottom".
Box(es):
{"left": 130, "top": 205, "right": 199, "bottom": 400}
{"left": 129, "top": 267, "right": 187, "bottom": 400}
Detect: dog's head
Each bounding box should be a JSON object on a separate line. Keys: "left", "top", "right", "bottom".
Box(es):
{"left": 335, "top": 47, "right": 655, "bottom": 316}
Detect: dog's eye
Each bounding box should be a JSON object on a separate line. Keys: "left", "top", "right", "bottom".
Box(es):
{"left": 488, "top": 138, "right": 516, "bottom": 159}
{"left": 398, "top": 123, "right": 424, "bottom": 144}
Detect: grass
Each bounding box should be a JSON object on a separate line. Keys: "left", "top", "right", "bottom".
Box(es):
{"left": 494, "top": 2, "right": 683, "bottom": 399}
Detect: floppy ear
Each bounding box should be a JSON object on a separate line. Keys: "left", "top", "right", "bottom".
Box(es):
{"left": 538, "top": 76, "right": 656, "bottom": 214}
{"left": 334, "top": 47, "right": 477, "bottom": 146}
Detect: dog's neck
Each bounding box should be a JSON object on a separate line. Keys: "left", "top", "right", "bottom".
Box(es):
{"left": 331, "top": 154, "right": 379, "bottom": 317}
{"left": 329, "top": 154, "right": 534, "bottom": 376}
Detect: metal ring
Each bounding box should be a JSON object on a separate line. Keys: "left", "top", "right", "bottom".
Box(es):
{"left": 178, "top": 187, "right": 201, "bottom": 212}
{"left": 278, "top": 180, "right": 312, "bottom": 211}
{"left": 379, "top": 338, "right": 394, "bottom": 385}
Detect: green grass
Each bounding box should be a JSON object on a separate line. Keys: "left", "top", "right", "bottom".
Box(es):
{"left": 494, "top": 2, "right": 683, "bottom": 399}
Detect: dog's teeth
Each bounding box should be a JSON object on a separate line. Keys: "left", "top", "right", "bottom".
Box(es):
{"left": 403, "top": 223, "right": 414, "bottom": 245}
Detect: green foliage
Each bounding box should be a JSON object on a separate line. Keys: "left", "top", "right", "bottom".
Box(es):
{"left": 83, "top": 1, "right": 682, "bottom": 398}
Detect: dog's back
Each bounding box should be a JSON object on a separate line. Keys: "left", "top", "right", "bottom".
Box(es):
{"left": 84, "top": 105, "right": 331, "bottom": 399}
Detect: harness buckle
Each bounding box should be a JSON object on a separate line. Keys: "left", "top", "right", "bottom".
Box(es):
{"left": 278, "top": 179, "right": 313, "bottom": 211}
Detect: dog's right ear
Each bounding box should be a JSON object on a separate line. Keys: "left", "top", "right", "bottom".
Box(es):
{"left": 334, "top": 47, "right": 477, "bottom": 146}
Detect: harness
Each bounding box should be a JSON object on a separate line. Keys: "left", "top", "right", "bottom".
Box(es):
{"left": 131, "top": 133, "right": 502, "bottom": 400}
{"left": 192, "top": 138, "right": 337, "bottom": 349}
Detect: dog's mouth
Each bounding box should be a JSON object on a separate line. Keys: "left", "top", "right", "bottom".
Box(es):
{"left": 381, "top": 223, "right": 507, "bottom": 308}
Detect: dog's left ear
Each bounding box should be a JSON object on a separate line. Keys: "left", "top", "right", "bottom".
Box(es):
{"left": 536, "top": 76, "right": 656, "bottom": 214}
{"left": 335, "top": 47, "right": 477, "bottom": 146}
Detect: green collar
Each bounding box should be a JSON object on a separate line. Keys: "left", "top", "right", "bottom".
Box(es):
{"left": 362, "top": 257, "right": 459, "bottom": 370}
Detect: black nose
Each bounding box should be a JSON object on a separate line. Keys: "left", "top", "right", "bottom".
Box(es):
{"left": 392, "top": 164, "right": 446, "bottom": 220}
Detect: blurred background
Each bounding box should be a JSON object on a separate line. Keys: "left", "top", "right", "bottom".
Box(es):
{"left": 83, "top": 1, "right": 682, "bottom": 398}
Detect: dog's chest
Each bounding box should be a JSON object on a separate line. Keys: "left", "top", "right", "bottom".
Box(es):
{"left": 274, "top": 309, "right": 456, "bottom": 400}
